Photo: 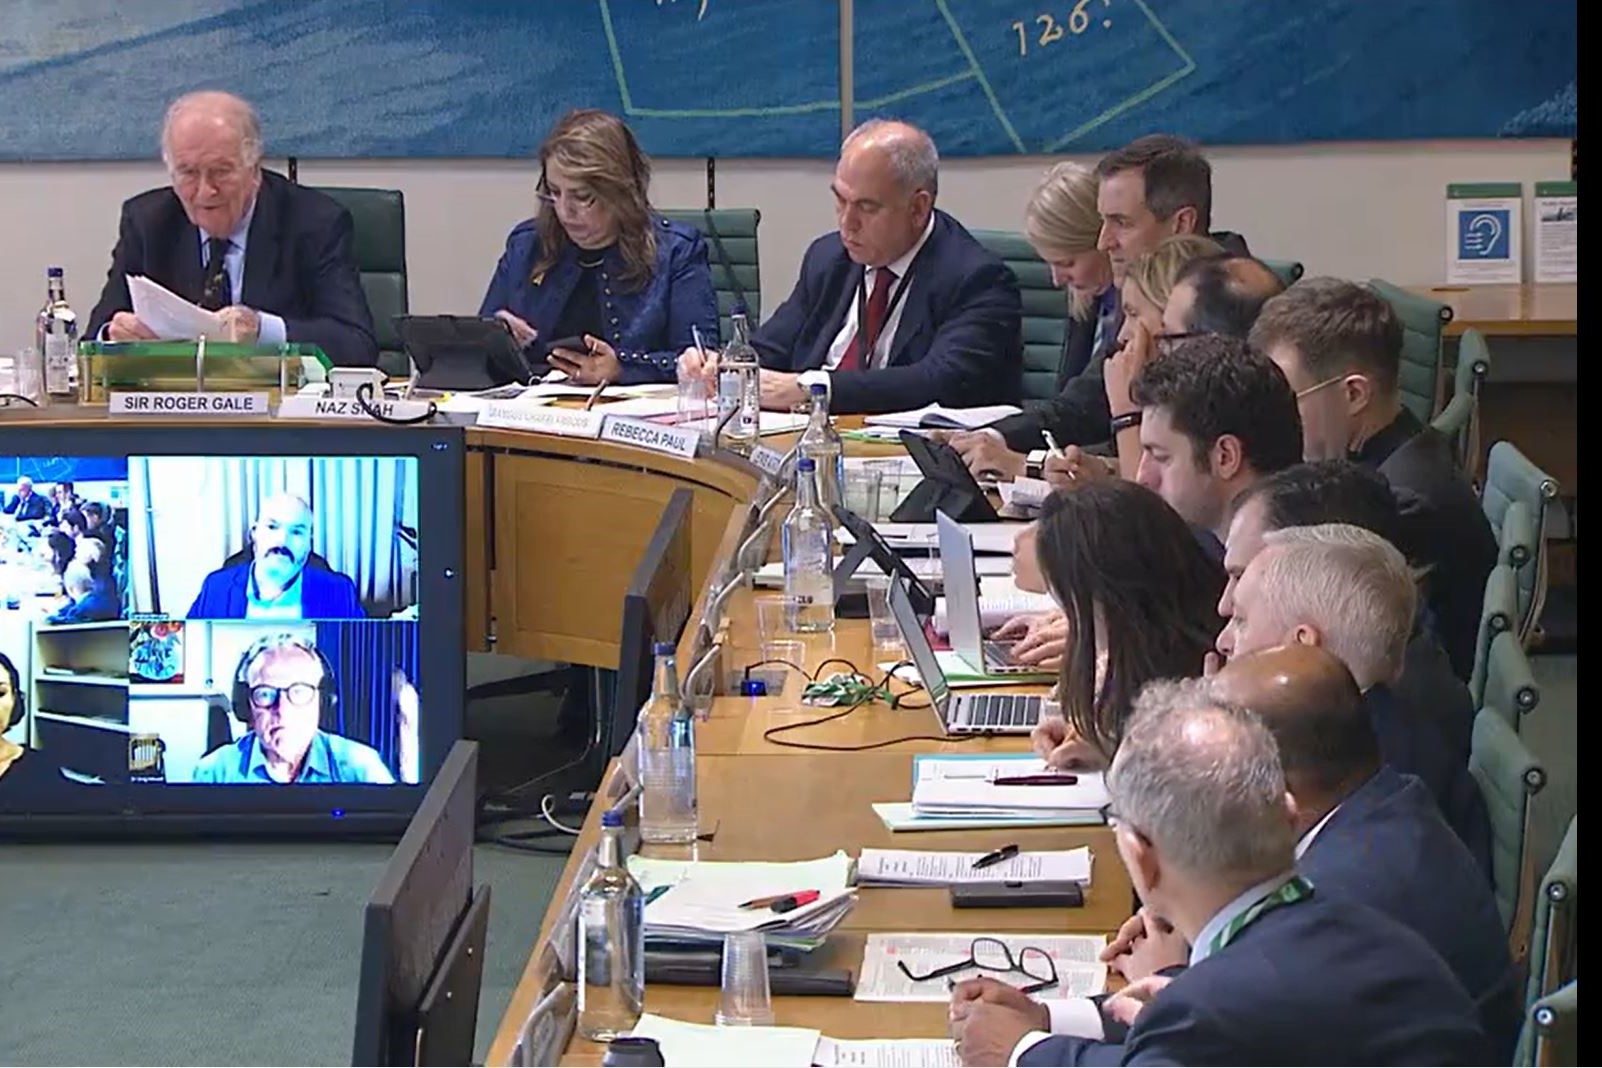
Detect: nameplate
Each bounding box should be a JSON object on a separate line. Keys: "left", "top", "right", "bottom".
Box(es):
{"left": 477, "top": 402, "right": 604, "bottom": 438}
{"left": 750, "top": 444, "right": 787, "bottom": 477}
{"left": 276, "top": 394, "right": 434, "bottom": 421}
{"left": 109, "top": 391, "right": 268, "bottom": 416}
{"left": 600, "top": 415, "right": 699, "bottom": 459}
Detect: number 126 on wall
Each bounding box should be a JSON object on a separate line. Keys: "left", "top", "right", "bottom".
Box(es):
{"left": 1012, "top": 0, "right": 1114, "bottom": 55}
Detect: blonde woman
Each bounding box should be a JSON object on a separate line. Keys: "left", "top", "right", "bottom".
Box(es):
{"left": 950, "top": 161, "right": 1115, "bottom": 480}
{"left": 480, "top": 109, "right": 718, "bottom": 385}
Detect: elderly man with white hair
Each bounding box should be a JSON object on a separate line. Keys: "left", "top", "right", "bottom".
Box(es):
{"left": 1216, "top": 521, "right": 1490, "bottom": 873}
{"left": 948, "top": 680, "right": 1491, "bottom": 1066}
{"left": 86, "top": 90, "right": 378, "bottom": 366}
{"left": 679, "top": 118, "right": 1022, "bottom": 414}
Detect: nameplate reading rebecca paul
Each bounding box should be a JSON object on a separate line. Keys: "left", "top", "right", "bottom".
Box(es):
{"left": 750, "top": 444, "right": 787, "bottom": 476}
{"left": 275, "top": 394, "right": 434, "bottom": 421}
{"left": 477, "top": 402, "right": 604, "bottom": 438}
{"left": 109, "top": 391, "right": 269, "bottom": 416}
{"left": 600, "top": 415, "right": 699, "bottom": 459}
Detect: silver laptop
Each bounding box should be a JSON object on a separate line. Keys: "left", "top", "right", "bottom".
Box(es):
{"left": 887, "top": 573, "right": 1043, "bottom": 735}
{"left": 935, "top": 510, "right": 1033, "bottom": 674}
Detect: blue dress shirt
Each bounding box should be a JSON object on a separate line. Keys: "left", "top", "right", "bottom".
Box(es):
{"left": 190, "top": 730, "right": 395, "bottom": 784}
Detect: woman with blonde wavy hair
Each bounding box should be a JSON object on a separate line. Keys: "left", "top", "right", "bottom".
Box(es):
{"left": 1022, "top": 161, "right": 1115, "bottom": 364}
{"left": 1118, "top": 233, "right": 1223, "bottom": 336}
{"left": 480, "top": 109, "right": 718, "bottom": 385}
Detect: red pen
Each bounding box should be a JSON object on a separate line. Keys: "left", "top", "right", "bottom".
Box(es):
{"left": 740, "top": 889, "right": 821, "bottom": 911}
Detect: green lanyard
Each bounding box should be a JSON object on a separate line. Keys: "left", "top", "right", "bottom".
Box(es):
{"left": 1207, "top": 875, "right": 1314, "bottom": 956}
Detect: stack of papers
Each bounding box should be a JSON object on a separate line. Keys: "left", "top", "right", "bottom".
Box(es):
{"left": 854, "top": 522, "right": 1020, "bottom": 554}
{"left": 128, "top": 274, "right": 224, "bottom": 339}
{"left": 911, "top": 756, "right": 1108, "bottom": 823}
{"left": 931, "top": 576, "right": 1056, "bottom": 636}
{"left": 856, "top": 932, "right": 1108, "bottom": 1002}
{"left": 627, "top": 852, "right": 857, "bottom": 952}
{"left": 626, "top": 1015, "right": 960, "bottom": 1068}
{"left": 857, "top": 847, "right": 1092, "bottom": 886}
{"left": 864, "top": 403, "right": 1023, "bottom": 430}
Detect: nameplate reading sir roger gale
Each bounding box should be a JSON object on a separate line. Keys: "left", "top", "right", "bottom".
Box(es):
{"left": 110, "top": 391, "right": 269, "bottom": 416}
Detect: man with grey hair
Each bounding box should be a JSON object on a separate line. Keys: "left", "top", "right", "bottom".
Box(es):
{"left": 679, "top": 118, "right": 1021, "bottom": 413}
{"left": 1216, "top": 522, "right": 1490, "bottom": 872}
{"left": 86, "top": 90, "right": 378, "bottom": 366}
{"left": 949, "top": 682, "right": 1490, "bottom": 1066}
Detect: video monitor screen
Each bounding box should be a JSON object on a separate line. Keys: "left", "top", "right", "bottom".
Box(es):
{"left": 0, "top": 427, "right": 465, "bottom": 835}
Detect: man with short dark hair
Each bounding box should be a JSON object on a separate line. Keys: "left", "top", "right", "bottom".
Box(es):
{"left": 1126, "top": 336, "right": 1302, "bottom": 546}
{"left": 948, "top": 678, "right": 1490, "bottom": 1066}
{"left": 1161, "top": 254, "right": 1284, "bottom": 338}
{"left": 1249, "top": 277, "right": 1495, "bottom": 679}
{"left": 1226, "top": 460, "right": 1474, "bottom": 759}
{"left": 965, "top": 136, "right": 1250, "bottom": 477}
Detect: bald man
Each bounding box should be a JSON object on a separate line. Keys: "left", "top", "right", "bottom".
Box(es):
{"left": 1160, "top": 253, "right": 1285, "bottom": 338}
{"left": 86, "top": 90, "right": 378, "bottom": 366}
{"left": 681, "top": 118, "right": 1021, "bottom": 414}
{"left": 188, "top": 494, "right": 364, "bottom": 620}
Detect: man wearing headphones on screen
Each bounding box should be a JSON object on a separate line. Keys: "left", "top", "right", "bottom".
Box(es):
{"left": 187, "top": 493, "right": 365, "bottom": 620}
{"left": 191, "top": 633, "right": 394, "bottom": 784}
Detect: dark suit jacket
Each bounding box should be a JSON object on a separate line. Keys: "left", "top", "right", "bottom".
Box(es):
{"left": 85, "top": 170, "right": 379, "bottom": 367}
{"left": 1018, "top": 891, "right": 1490, "bottom": 1066}
{"left": 2, "top": 493, "right": 51, "bottom": 522}
{"left": 991, "top": 230, "right": 1251, "bottom": 451}
{"left": 1366, "top": 683, "right": 1492, "bottom": 880}
{"left": 1302, "top": 766, "right": 1520, "bottom": 1060}
{"left": 1360, "top": 409, "right": 1497, "bottom": 680}
{"left": 187, "top": 562, "right": 365, "bottom": 620}
{"left": 751, "top": 210, "right": 1022, "bottom": 414}
{"left": 1394, "top": 625, "right": 1475, "bottom": 766}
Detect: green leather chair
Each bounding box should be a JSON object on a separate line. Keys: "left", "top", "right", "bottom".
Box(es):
{"left": 1433, "top": 327, "right": 1492, "bottom": 470}
{"left": 1519, "top": 980, "right": 1577, "bottom": 1068}
{"left": 1367, "top": 279, "right": 1453, "bottom": 424}
{"left": 312, "top": 186, "right": 409, "bottom": 377}
{"left": 1470, "top": 563, "right": 1519, "bottom": 712}
{"left": 1481, "top": 441, "right": 1560, "bottom": 644}
{"left": 1468, "top": 709, "right": 1547, "bottom": 962}
{"left": 1260, "top": 258, "right": 1304, "bottom": 287}
{"left": 1483, "top": 630, "right": 1541, "bottom": 732}
{"left": 659, "top": 209, "right": 761, "bottom": 343}
{"left": 1517, "top": 817, "right": 1576, "bottom": 1068}
{"left": 971, "top": 229, "right": 1070, "bottom": 402}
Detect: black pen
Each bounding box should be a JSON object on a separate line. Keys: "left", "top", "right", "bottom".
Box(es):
{"left": 971, "top": 843, "right": 1020, "bottom": 870}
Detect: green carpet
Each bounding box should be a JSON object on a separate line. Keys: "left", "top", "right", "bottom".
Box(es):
{"left": 0, "top": 840, "right": 566, "bottom": 1066}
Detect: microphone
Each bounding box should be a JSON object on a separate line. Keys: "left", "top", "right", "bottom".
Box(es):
{"left": 678, "top": 641, "right": 723, "bottom": 721}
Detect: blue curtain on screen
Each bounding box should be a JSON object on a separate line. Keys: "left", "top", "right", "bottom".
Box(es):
{"left": 315, "top": 621, "right": 418, "bottom": 777}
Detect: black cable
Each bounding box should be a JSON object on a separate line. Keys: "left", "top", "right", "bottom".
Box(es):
{"left": 759, "top": 659, "right": 980, "bottom": 752}
{"left": 0, "top": 393, "right": 40, "bottom": 408}
{"left": 355, "top": 380, "right": 436, "bottom": 425}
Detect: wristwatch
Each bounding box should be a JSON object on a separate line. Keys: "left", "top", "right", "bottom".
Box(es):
{"left": 1110, "top": 410, "right": 1143, "bottom": 433}
{"left": 1025, "top": 449, "right": 1049, "bottom": 480}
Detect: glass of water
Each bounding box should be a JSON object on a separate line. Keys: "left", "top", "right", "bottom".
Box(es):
{"left": 8, "top": 348, "right": 45, "bottom": 406}
{"left": 866, "top": 576, "right": 904, "bottom": 657}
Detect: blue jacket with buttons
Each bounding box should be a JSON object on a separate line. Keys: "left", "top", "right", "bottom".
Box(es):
{"left": 478, "top": 215, "right": 720, "bottom": 385}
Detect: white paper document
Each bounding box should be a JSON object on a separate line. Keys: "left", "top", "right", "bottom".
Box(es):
{"left": 127, "top": 274, "right": 225, "bottom": 340}
{"left": 815, "top": 1037, "right": 961, "bottom": 1068}
{"left": 998, "top": 476, "right": 1052, "bottom": 510}
{"left": 864, "top": 403, "right": 1024, "bottom": 430}
{"left": 911, "top": 756, "right": 1109, "bottom": 820}
{"left": 857, "top": 847, "right": 1092, "bottom": 886}
{"left": 856, "top": 932, "right": 1107, "bottom": 1002}
{"left": 868, "top": 522, "right": 1020, "bottom": 555}
{"left": 931, "top": 577, "right": 1056, "bottom": 636}
{"left": 871, "top": 802, "right": 1102, "bottom": 833}
{"left": 627, "top": 852, "right": 856, "bottom": 948}
{"left": 628, "top": 1014, "right": 821, "bottom": 1068}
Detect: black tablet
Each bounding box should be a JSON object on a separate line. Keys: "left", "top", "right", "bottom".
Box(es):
{"left": 397, "top": 315, "right": 539, "bottom": 391}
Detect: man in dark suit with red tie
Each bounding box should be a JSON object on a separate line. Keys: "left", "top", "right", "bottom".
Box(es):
{"left": 85, "top": 91, "right": 378, "bottom": 367}
{"left": 679, "top": 119, "right": 1022, "bottom": 415}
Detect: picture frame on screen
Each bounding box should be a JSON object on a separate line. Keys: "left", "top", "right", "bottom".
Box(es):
{"left": 0, "top": 424, "right": 466, "bottom": 837}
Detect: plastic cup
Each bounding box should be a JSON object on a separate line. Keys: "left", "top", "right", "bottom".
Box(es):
{"left": 755, "top": 596, "right": 790, "bottom": 645}
{"left": 844, "top": 465, "right": 885, "bottom": 521}
{"left": 715, "top": 930, "right": 775, "bottom": 1026}
{"left": 865, "top": 576, "right": 904, "bottom": 656}
{"left": 676, "top": 368, "right": 710, "bottom": 434}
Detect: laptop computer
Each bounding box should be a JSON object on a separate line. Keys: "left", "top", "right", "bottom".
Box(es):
{"left": 935, "top": 509, "right": 1035, "bottom": 675}
{"left": 887, "top": 573, "right": 1044, "bottom": 735}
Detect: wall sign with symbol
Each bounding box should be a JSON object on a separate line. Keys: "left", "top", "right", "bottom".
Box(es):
{"left": 1446, "top": 182, "right": 1522, "bottom": 285}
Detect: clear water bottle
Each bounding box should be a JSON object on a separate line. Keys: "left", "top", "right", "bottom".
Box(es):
{"left": 797, "top": 383, "right": 845, "bottom": 520}
{"left": 36, "top": 267, "right": 78, "bottom": 399}
{"left": 577, "top": 809, "right": 645, "bottom": 1041}
{"left": 636, "top": 641, "right": 698, "bottom": 844}
{"left": 783, "top": 457, "right": 836, "bottom": 633}
{"left": 716, "top": 309, "right": 761, "bottom": 455}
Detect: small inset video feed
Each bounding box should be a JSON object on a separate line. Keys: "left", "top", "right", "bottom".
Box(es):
{"left": 127, "top": 620, "right": 420, "bottom": 785}
{"left": 126, "top": 456, "right": 419, "bottom": 622}
{"left": 0, "top": 614, "right": 131, "bottom": 789}
{"left": 0, "top": 458, "right": 130, "bottom": 625}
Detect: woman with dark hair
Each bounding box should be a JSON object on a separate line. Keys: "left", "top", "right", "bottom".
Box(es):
{"left": 1030, "top": 479, "right": 1225, "bottom": 768}
{"left": 45, "top": 530, "right": 75, "bottom": 577}
{"left": 0, "top": 649, "right": 65, "bottom": 787}
{"left": 479, "top": 108, "right": 719, "bottom": 386}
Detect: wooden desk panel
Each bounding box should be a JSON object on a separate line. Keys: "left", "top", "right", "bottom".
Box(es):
{"left": 1409, "top": 283, "right": 1578, "bottom": 337}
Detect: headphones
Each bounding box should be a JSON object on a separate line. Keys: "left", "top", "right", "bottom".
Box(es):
{"left": 0, "top": 651, "right": 22, "bottom": 733}
{"left": 229, "top": 633, "right": 338, "bottom": 729}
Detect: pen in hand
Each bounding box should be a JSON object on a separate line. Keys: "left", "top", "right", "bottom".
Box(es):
{"left": 583, "top": 376, "right": 608, "bottom": 411}
{"left": 690, "top": 324, "right": 712, "bottom": 382}
{"left": 1041, "top": 430, "right": 1067, "bottom": 460}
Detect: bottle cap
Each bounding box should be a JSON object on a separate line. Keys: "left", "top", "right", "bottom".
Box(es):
{"left": 47, "top": 266, "right": 64, "bottom": 276}
{"left": 740, "top": 678, "right": 768, "bottom": 697}
{"left": 809, "top": 383, "right": 827, "bottom": 396}
{"left": 653, "top": 641, "right": 676, "bottom": 656}
{"left": 797, "top": 457, "right": 816, "bottom": 471}
{"left": 601, "top": 809, "right": 624, "bottom": 828}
